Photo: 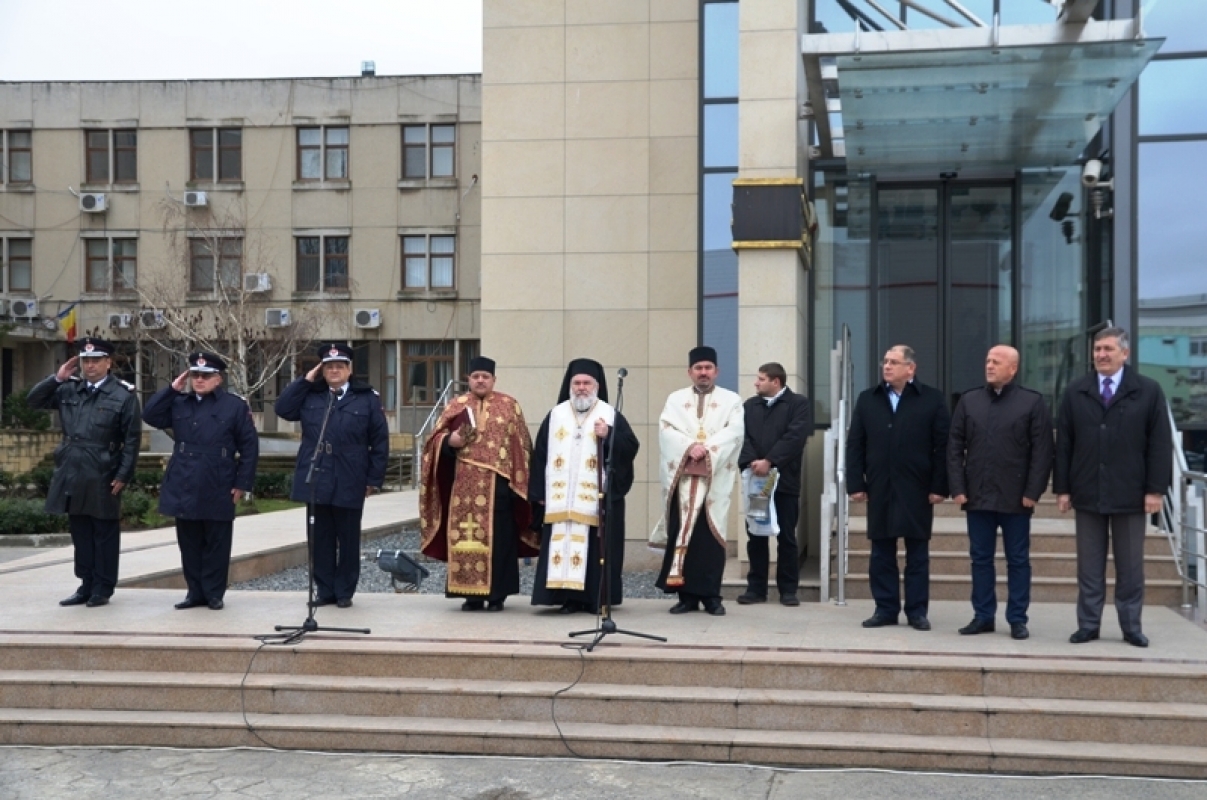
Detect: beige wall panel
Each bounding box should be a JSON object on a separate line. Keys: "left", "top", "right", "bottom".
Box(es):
{"left": 482, "top": 197, "right": 564, "bottom": 254}
{"left": 185, "top": 81, "right": 291, "bottom": 125}
{"left": 482, "top": 254, "right": 564, "bottom": 310}
{"left": 349, "top": 230, "right": 398, "bottom": 297}
{"left": 350, "top": 126, "right": 399, "bottom": 189}
{"left": 484, "top": 0, "right": 565, "bottom": 28}
{"left": 649, "top": 136, "right": 696, "bottom": 195}
{"left": 650, "top": 22, "right": 698, "bottom": 81}
{"left": 291, "top": 190, "right": 353, "bottom": 229}
{"left": 564, "top": 252, "right": 648, "bottom": 310}
{"left": 648, "top": 308, "right": 698, "bottom": 366}
{"left": 134, "top": 84, "right": 186, "bottom": 128}
{"left": 739, "top": 249, "right": 804, "bottom": 307}
{"left": 35, "top": 230, "right": 82, "bottom": 298}
{"left": 741, "top": 0, "right": 803, "bottom": 31}
{"left": 0, "top": 194, "right": 34, "bottom": 230}
{"left": 562, "top": 309, "right": 648, "bottom": 370}
{"left": 566, "top": 24, "right": 650, "bottom": 83}
{"left": 647, "top": 365, "right": 693, "bottom": 413}
{"left": 481, "top": 309, "right": 565, "bottom": 366}
{"left": 397, "top": 187, "right": 461, "bottom": 227}
{"left": 650, "top": 0, "right": 697, "bottom": 22}
{"left": 138, "top": 130, "right": 187, "bottom": 197}
{"left": 28, "top": 83, "right": 81, "bottom": 128}
{"left": 565, "top": 139, "right": 649, "bottom": 196}
{"left": 566, "top": 0, "right": 648, "bottom": 25}
{"left": 565, "top": 82, "right": 650, "bottom": 140}
{"left": 564, "top": 195, "right": 649, "bottom": 254}
{"left": 291, "top": 82, "right": 354, "bottom": 121}
{"left": 456, "top": 225, "right": 483, "bottom": 301}
{"left": 739, "top": 99, "right": 800, "bottom": 174}
{"left": 648, "top": 193, "right": 696, "bottom": 253}
{"left": 351, "top": 185, "right": 402, "bottom": 232}
{"left": 628, "top": 424, "right": 652, "bottom": 483}
{"left": 503, "top": 367, "right": 564, "bottom": 433}
{"left": 483, "top": 27, "right": 566, "bottom": 85}
{"left": 739, "top": 304, "right": 801, "bottom": 375}
{"left": 482, "top": 84, "right": 566, "bottom": 142}
{"left": 0, "top": 84, "right": 33, "bottom": 124}
{"left": 79, "top": 83, "right": 140, "bottom": 124}
{"left": 482, "top": 140, "right": 566, "bottom": 198}
{"left": 387, "top": 78, "right": 457, "bottom": 119}
{"left": 648, "top": 80, "right": 697, "bottom": 138}
{"left": 394, "top": 299, "right": 477, "bottom": 340}
{"left": 648, "top": 251, "right": 697, "bottom": 310}
{"left": 614, "top": 369, "right": 650, "bottom": 427}
{"left": 739, "top": 30, "right": 800, "bottom": 101}
{"left": 623, "top": 481, "right": 649, "bottom": 541}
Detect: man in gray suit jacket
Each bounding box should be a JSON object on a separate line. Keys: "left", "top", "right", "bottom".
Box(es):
{"left": 1054, "top": 327, "right": 1172, "bottom": 648}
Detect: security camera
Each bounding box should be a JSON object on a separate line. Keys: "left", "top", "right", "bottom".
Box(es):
{"left": 1082, "top": 159, "right": 1103, "bottom": 188}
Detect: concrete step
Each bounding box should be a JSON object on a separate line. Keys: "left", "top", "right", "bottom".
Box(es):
{"left": 842, "top": 550, "right": 1183, "bottom": 582}
{"left": 933, "top": 499, "right": 1066, "bottom": 519}
{"left": 3, "top": 707, "right": 1207, "bottom": 778}
{"left": 925, "top": 529, "right": 1172, "bottom": 556}
{"left": 832, "top": 573, "right": 1186, "bottom": 605}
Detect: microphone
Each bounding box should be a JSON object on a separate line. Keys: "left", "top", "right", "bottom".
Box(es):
{"left": 617, "top": 367, "right": 628, "bottom": 378}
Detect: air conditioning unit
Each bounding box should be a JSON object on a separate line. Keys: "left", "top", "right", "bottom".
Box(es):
{"left": 184, "top": 191, "right": 208, "bottom": 208}
{"left": 243, "top": 273, "right": 272, "bottom": 293}
{"left": 79, "top": 193, "right": 107, "bottom": 213}
{"left": 266, "top": 308, "right": 292, "bottom": 328}
{"left": 10, "top": 298, "right": 38, "bottom": 318}
{"left": 354, "top": 308, "right": 381, "bottom": 329}
{"left": 108, "top": 313, "right": 133, "bottom": 329}
{"left": 139, "top": 309, "right": 166, "bottom": 329}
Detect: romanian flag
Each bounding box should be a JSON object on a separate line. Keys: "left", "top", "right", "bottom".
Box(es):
{"left": 57, "top": 302, "right": 78, "bottom": 344}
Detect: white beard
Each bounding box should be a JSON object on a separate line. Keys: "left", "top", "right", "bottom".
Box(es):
{"left": 571, "top": 393, "right": 596, "bottom": 412}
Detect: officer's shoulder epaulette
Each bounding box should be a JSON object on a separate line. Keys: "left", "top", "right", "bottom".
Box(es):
{"left": 67, "top": 375, "right": 82, "bottom": 383}
{"left": 228, "top": 392, "right": 247, "bottom": 402}
{"left": 117, "top": 379, "right": 136, "bottom": 392}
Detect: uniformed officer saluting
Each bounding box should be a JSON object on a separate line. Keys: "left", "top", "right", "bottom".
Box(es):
{"left": 142, "top": 351, "right": 259, "bottom": 611}
{"left": 27, "top": 337, "right": 141, "bottom": 608}
{"left": 275, "top": 343, "right": 389, "bottom": 608}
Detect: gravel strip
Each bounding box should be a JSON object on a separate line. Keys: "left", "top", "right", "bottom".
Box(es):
{"left": 231, "top": 523, "right": 666, "bottom": 599}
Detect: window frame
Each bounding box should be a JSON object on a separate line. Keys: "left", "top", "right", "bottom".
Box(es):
{"left": 84, "top": 129, "right": 138, "bottom": 185}
{"left": 401, "top": 341, "right": 455, "bottom": 405}
{"left": 188, "top": 236, "right": 244, "bottom": 293}
{"left": 294, "top": 233, "right": 350, "bottom": 293}
{"left": 401, "top": 123, "right": 456, "bottom": 179}
{"left": 296, "top": 125, "right": 350, "bottom": 181}
{"left": 2, "top": 130, "right": 32, "bottom": 185}
{"left": 190, "top": 127, "right": 244, "bottom": 183}
{"left": 84, "top": 236, "right": 138, "bottom": 294}
{"left": 2, "top": 237, "right": 33, "bottom": 293}
{"left": 401, "top": 232, "right": 456, "bottom": 291}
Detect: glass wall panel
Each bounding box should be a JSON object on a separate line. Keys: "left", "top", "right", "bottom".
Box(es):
{"left": 702, "top": 171, "right": 738, "bottom": 390}
{"left": 876, "top": 187, "right": 940, "bottom": 385}
{"left": 1138, "top": 140, "right": 1207, "bottom": 442}
{"left": 1140, "top": 58, "right": 1207, "bottom": 136}
{"left": 703, "top": 103, "right": 739, "bottom": 168}
{"left": 703, "top": 2, "right": 739, "bottom": 98}
{"left": 1144, "top": 0, "right": 1207, "bottom": 55}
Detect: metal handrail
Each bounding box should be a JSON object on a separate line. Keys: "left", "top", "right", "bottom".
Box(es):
{"left": 409, "top": 379, "right": 467, "bottom": 490}
{"left": 820, "top": 324, "right": 854, "bottom": 604}
{"left": 1158, "top": 403, "right": 1207, "bottom": 618}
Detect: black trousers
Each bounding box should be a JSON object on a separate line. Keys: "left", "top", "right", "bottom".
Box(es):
{"left": 744, "top": 491, "right": 801, "bottom": 597}
{"left": 176, "top": 518, "right": 234, "bottom": 602}
{"left": 68, "top": 514, "right": 121, "bottom": 598}
{"left": 1074, "top": 510, "right": 1147, "bottom": 634}
{"left": 311, "top": 503, "right": 363, "bottom": 602}
{"left": 868, "top": 536, "right": 929, "bottom": 620}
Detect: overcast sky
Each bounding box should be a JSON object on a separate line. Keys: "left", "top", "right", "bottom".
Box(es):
{"left": 0, "top": 0, "right": 482, "bottom": 81}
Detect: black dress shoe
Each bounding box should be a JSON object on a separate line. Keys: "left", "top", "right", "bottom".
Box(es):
{"left": 174, "top": 598, "right": 205, "bottom": 610}
{"left": 85, "top": 595, "right": 109, "bottom": 607}
{"left": 485, "top": 600, "right": 505, "bottom": 612}
{"left": 336, "top": 598, "right": 353, "bottom": 609}
{"left": 59, "top": 591, "right": 88, "bottom": 607}
{"left": 558, "top": 602, "right": 578, "bottom": 615}
{"left": 461, "top": 599, "right": 485, "bottom": 611}
{"left": 861, "top": 614, "right": 898, "bottom": 628}
{"left": 736, "top": 592, "right": 766, "bottom": 605}
{"left": 780, "top": 594, "right": 801, "bottom": 607}
{"left": 1123, "top": 631, "right": 1149, "bottom": 648}
{"left": 704, "top": 602, "right": 726, "bottom": 616}
{"left": 1069, "top": 628, "right": 1100, "bottom": 644}
{"left": 669, "top": 600, "right": 699, "bottom": 615}
{"left": 907, "top": 616, "right": 931, "bottom": 631}
{"left": 1010, "top": 623, "right": 1030, "bottom": 640}
{"left": 958, "top": 617, "right": 995, "bottom": 635}
{"left": 313, "top": 597, "right": 336, "bottom": 607}
{"left": 207, "top": 599, "right": 225, "bottom": 610}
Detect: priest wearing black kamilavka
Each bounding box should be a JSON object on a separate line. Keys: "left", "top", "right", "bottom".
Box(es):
{"left": 529, "top": 359, "right": 639, "bottom": 614}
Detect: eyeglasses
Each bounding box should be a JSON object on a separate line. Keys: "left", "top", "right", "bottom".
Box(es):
{"left": 189, "top": 372, "right": 217, "bottom": 379}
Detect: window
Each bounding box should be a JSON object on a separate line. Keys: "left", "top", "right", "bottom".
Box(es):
{"left": 402, "top": 341, "right": 454, "bottom": 404}
{"left": 296, "top": 235, "right": 349, "bottom": 292}
{"left": 85, "top": 238, "right": 137, "bottom": 293}
{"left": 189, "top": 237, "right": 243, "bottom": 292}
{"left": 85, "top": 129, "right": 137, "bottom": 184}
{"left": 190, "top": 128, "right": 242, "bottom": 182}
{"left": 402, "top": 124, "right": 456, "bottom": 179}
{"left": 297, "top": 126, "right": 349, "bottom": 180}
{"left": 2, "top": 238, "right": 32, "bottom": 292}
{"left": 382, "top": 341, "right": 397, "bottom": 409}
{"left": 402, "top": 234, "right": 455, "bottom": 290}
{"left": 2, "top": 131, "right": 31, "bottom": 185}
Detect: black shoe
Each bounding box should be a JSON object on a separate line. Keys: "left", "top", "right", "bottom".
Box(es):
{"left": 59, "top": 591, "right": 88, "bottom": 607}
{"left": 461, "top": 599, "right": 485, "bottom": 611}
{"left": 313, "top": 597, "right": 336, "bottom": 607}
{"left": 704, "top": 601, "right": 726, "bottom": 617}
{"left": 736, "top": 592, "right": 766, "bottom": 605}
{"left": 861, "top": 614, "right": 898, "bottom": 628}
{"left": 1010, "top": 623, "right": 1030, "bottom": 640}
{"left": 1123, "top": 631, "right": 1149, "bottom": 648}
{"left": 1069, "top": 628, "right": 1100, "bottom": 644}
{"left": 207, "top": 599, "right": 225, "bottom": 611}
{"left": 907, "top": 616, "right": 931, "bottom": 631}
{"left": 558, "top": 602, "right": 578, "bottom": 615}
{"left": 669, "top": 600, "right": 699, "bottom": 615}
{"left": 485, "top": 600, "right": 505, "bottom": 612}
{"left": 958, "top": 617, "right": 995, "bottom": 635}
{"left": 780, "top": 594, "right": 801, "bottom": 607}
{"left": 336, "top": 598, "right": 353, "bottom": 609}
{"left": 174, "top": 597, "right": 205, "bottom": 610}
{"left": 85, "top": 595, "right": 109, "bottom": 607}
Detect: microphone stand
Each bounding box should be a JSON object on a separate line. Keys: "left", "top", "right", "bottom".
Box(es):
{"left": 570, "top": 369, "right": 666, "bottom": 651}
{"left": 268, "top": 384, "right": 370, "bottom": 644}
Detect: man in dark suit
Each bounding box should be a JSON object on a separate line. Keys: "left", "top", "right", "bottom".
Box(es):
{"left": 846, "top": 345, "right": 949, "bottom": 631}
{"left": 737, "top": 362, "right": 813, "bottom": 607}
{"left": 1054, "top": 327, "right": 1171, "bottom": 648}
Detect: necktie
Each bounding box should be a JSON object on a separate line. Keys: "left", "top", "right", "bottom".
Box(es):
{"left": 87, "top": 385, "right": 98, "bottom": 396}
{"left": 1101, "top": 377, "right": 1113, "bottom": 406}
